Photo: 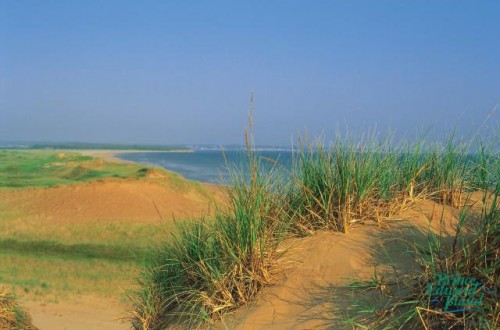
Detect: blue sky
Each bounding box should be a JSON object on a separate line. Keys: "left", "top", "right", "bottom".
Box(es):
{"left": 1, "top": 1, "right": 499, "bottom": 145}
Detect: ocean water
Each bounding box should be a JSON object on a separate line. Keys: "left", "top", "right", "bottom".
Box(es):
{"left": 116, "top": 148, "right": 294, "bottom": 184}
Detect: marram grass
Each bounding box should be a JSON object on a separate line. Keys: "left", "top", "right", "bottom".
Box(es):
{"left": 131, "top": 131, "right": 498, "bottom": 329}
{"left": 289, "top": 134, "right": 496, "bottom": 234}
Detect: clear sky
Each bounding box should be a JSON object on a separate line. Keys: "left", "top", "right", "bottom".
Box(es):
{"left": 1, "top": 1, "right": 499, "bottom": 145}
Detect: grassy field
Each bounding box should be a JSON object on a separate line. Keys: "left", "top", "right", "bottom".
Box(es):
{"left": 0, "top": 253, "right": 139, "bottom": 300}
{"left": 0, "top": 150, "right": 153, "bottom": 188}
{"left": 0, "top": 218, "right": 175, "bottom": 301}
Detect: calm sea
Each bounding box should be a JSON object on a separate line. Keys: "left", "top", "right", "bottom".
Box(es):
{"left": 116, "top": 148, "right": 294, "bottom": 184}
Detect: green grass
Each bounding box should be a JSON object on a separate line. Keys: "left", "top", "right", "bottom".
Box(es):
{"left": 3, "top": 131, "right": 498, "bottom": 328}
{"left": 0, "top": 253, "right": 139, "bottom": 301}
{"left": 289, "top": 134, "right": 497, "bottom": 234}
{"left": 0, "top": 239, "right": 147, "bottom": 262}
{"left": 0, "top": 220, "right": 174, "bottom": 304}
{"left": 288, "top": 134, "right": 498, "bottom": 328}
{"left": 0, "top": 217, "right": 176, "bottom": 248}
{"left": 0, "top": 217, "right": 181, "bottom": 301}
{"left": 0, "top": 150, "right": 153, "bottom": 188}
{"left": 289, "top": 135, "right": 401, "bottom": 233}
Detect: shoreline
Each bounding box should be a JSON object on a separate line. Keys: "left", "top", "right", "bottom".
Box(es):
{"left": 73, "top": 149, "right": 193, "bottom": 163}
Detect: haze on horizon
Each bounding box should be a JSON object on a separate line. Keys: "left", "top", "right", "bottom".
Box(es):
{"left": 1, "top": 1, "right": 499, "bottom": 146}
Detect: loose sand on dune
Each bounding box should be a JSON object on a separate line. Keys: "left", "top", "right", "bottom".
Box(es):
{"left": 0, "top": 178, "right": 220, "bottom": 225}
{"left": 21, "top": 295, "right": 128, "bottom": 330}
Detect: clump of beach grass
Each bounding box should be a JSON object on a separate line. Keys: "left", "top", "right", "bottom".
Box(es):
{"left": 288, "top": 133, "right": 491, "bottom": 235}
{"left": 289, "top": 135, "right": 386, "bottom": 232}
{"left": 0, "top": 289, "right": 37, "bottom": 330}
{"left": 288, "top": 134, "right": 404, "bottom": 233}
{"left": 131, "top": 133, "right": 290, "bottom": 329}
{"left": 413, "top": 173, "right": 498, "bottom": 329}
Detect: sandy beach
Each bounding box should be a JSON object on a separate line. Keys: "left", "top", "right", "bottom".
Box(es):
{"left": 77, "top": 149, "right": 192, "bottom": 163}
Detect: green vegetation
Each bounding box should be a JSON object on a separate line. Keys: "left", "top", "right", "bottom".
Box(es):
{"left": 0, "top": 253, "right": 138, "bottom": 300}
{"left": 0, "top": 239, "right": 146, "bottom": 262}
{"left": 408, "top": 187, "right": 498, "bottom": 329}
{"left": 1, "top": 133, "right": 497, "bottom": 328}
{"left": 0, "top": 289, "right": 36, "bottom": 330}
{"left": 289, "top": 134, "right": 497, "bottom": 235}
{"left": 0, "top": 217, "right": 176, "bottom": 249}
{"left": 0, "top": 219, "right": 177, "bottom": 300}
{"left": 132, "top": 131, "right": 499, "bottom": 329}
{"left": 0, "top": 150, "right": 151, "bottom": 187}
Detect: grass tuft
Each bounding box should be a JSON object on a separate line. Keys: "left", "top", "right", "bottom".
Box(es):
{"left": 0, "top": 288, "right": 37, "bottom": 330}
{"left": 131, "top": 137, "right": 290, "bottom": 329}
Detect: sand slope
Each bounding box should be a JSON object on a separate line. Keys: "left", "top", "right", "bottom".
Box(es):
{"left": 0, "top": 177, "right": 221, "bottom": 225}
{"left": 221, "top": 199, "right": 467, "bottom": 329}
